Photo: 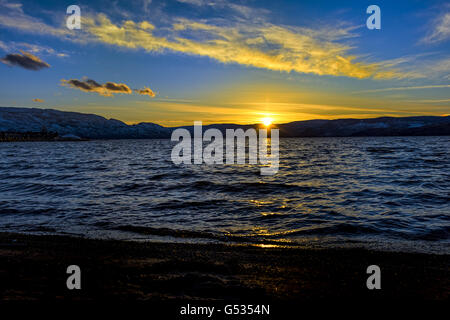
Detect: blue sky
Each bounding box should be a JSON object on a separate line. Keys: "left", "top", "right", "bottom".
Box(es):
{"left": 0, "top": 0, "right": 449, "bottom": 125}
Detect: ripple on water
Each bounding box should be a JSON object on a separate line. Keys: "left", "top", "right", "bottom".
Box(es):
{"left": 0, "top": 136, "right": 448, "bottom": 254}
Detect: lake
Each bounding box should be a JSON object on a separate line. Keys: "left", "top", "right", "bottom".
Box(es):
{"left": 0, "top": 136, "right": 449, "bottom": 254}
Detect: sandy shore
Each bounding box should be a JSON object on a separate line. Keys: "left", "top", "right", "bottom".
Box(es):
{"left": 0, "top": 232, "right": 448, "bottom": 303}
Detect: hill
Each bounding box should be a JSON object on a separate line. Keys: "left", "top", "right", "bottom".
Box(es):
{"left": 0, "top": 107, "right": 448, "bottom": 139}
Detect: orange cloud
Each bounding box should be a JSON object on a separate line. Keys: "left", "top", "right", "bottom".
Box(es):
{"left": 61, "top": 78, "right": 132, "bottom": 97}
{"left": 0, "top": 50, "right": 49, "bottom": 70}
{"left": 82, "top": 14, "right": 405, "bottom": 79}
{"left": 134, "top": 86, "right": 155, "bottom": 97}
{"left": 61, "top": 78, "right": 156, "bottom": 98}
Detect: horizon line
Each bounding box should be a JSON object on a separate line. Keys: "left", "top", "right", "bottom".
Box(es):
{"left": 0, "top": 105, "right": 449, "bottom": 128}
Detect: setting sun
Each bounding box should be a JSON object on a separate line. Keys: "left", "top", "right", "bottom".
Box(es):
{"left": 262, "top": 117, "right": 273, "bottom": 127}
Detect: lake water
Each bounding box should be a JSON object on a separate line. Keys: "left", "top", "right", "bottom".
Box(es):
{"left": 0, "top": 137, "right": 449, "bottom": 254}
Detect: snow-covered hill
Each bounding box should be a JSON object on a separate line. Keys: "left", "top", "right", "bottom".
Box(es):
{"left": 0, "top": 107, "right": 449, "bottom": 139}
{"left": 0, "top": 107, "right": 171, "bottom": 139}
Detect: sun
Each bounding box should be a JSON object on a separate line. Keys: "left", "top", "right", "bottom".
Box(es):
{"left": 262, "top": 117, "right": 273, "bottom": 127}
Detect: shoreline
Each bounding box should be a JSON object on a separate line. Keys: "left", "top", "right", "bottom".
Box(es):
{"left": 0, "top": 232, "right": 448, "bottom": 302}
{"left": 0, "top": 135, "right": 449, "bottom": 142}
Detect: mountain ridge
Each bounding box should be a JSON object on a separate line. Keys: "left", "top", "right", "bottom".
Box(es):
{"left": 0, "top": 107, "right": 449, "bottom": 139}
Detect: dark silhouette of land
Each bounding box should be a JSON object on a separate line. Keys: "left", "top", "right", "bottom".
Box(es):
{"left": 0, "top": 233, "right": 448, "bottom": 302}
{"left": 0, "top": 130, "right": 58, "bottom": 142}
{"left": 1, "top": 107, "right": 449, "bottom": 140}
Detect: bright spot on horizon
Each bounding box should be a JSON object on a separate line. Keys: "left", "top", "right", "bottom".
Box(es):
{"left": 262, "top": 117, "right": 273, "bottom": 127}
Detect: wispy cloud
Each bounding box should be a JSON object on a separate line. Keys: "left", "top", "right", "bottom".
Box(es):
{"left": 0, "top": 50, "right": 50, "bottom": 70}
{"left": 0, "top": 0, "right": 410, "bottom": 79}
{"left": 354, "top": 84, "right": 450, "bottom": 94}
{"left": 81, "top": 13, "right": 404, "bottom": 79}
{"left": 422, "top": 7, "right": 450, "bottom": 43}
{"left": 176, "top": 0, "right": 204, "bottom": 5}
{"left": 61, "top": 78, "right": 156, "bottom": 98}
{"left": 0, "top": 0, "right": 435, "bottom": 80}
{"left": 0, "top": 0, "right": 68, "bottom": 37}
{"left": 176, "top": 0, "right": 269, "bottom": 19}
{"left": 32, "top": 98, "right": 44, "bottom": 103}
{"left": 0, "top": 40, "right": 68, "bottom": 57}
{"left": 407, "top": 98, "right": 450, "bottom": 104}
{"left": 142, "top": 0, "right": 152, "bottom": 14}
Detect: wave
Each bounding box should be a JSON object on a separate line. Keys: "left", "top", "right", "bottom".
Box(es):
{"left": 0, "top": 136, "right": 448, "bottom": 254}
{"left": 111, "top": 225, "right": 295, "bottom": 246}
{"left": 163, "top": 180, "right": 323, "bottom": 194}
{"left": 0, "top": 182, "right": 76, "bottom": 196}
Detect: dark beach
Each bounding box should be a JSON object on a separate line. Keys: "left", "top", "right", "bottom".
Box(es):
{"left": 0, "top": 232, "right": 448, "bottom": 304}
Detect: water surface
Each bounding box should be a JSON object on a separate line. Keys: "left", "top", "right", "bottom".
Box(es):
{"left": 0, "top": 137, "right": 448, "bottom": 254}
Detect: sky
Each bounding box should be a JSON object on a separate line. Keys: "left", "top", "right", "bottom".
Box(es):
{"left": 0, "top": 0, "right": 449, "bottom": 126}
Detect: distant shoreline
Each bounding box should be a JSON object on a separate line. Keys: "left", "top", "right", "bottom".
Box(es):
{"left": 1, "top": 107, "right": 449, "bottom": 140}
{"left": 1, "top": 133, "right": 449, "bottom": 142}
{"left": 0, "top": 232, "right": 448, "bottom": 301}
{"left": 0, "top": 131, "right": 87, "bottom": 142}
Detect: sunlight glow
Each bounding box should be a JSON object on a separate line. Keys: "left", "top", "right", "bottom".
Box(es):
{"left": 262, "top": 117, "right": 273, "bottom": 127}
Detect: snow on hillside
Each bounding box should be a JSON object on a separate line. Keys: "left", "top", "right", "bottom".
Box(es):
{"left": 1, "top": 107, "right": 449, "bottom": 139}
{"left": 0, "top": 107, "right": 171, "bottom": 139}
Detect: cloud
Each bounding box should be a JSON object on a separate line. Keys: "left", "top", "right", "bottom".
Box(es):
{"left": 408, "top": 99, "right": 450, "bottom": 103}
{"left": 0, "top": 40, "right": 69, "bottom": 57}
{"left": 354, "top": 84, "right": 450, "bottom": 94}
{"left": 0, "top": 50, "right": 50, "bottom": 70}
{"left": 0, "top": 0, "right": 416, "bottom": 79}
{"left": 422, "top": 10, "right": 450, "bottom": 43}
{"left": 32, "top": 98, "right": 44, "bottom": 103}
{"left": 134, "top": 86, "right": 155, "bottom": 97}
{"left": 143, "top": 0, "right": 152, "bottom": 13}
{"left": 429, "top": 57, "right": 450, "bottom": 80}
{"left": 61, "top": 78, "right": 132, "bottom": 97}
{"left": 61, "top": 78, "right": 155, "bottom": 98}
{"left": 0, "top": 0, "right": 69, "bottom": 37}
{"left": 175, "top": 0, "right": 269, "bottom": 19}
{"left": 0, "top": 40, "right": 8, "bottom": 51}
{"left": 81, "top": 13, "right": 403, "bottom": 79}
{"left": 177, "top": 0, "right": 204, "bottom": 5}
{"left": 104, "top": 81, "right": 133, "bottom": 94}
